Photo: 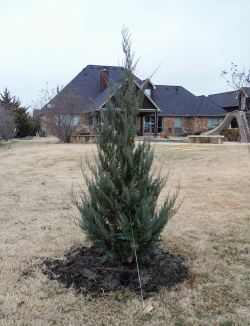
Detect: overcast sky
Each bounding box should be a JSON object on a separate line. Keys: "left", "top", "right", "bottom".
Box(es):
{"left": 1, "top": 0, "right": 250, "bottom": 107}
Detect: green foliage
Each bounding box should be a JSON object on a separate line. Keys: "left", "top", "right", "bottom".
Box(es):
{"left": 0, "top": 88, "right": 21, "bottom": 110}
{"left": 74, "top": 29, "right": 179, "bottom": 263}
{"left": 0, "top": 142, "right": 7, "bottom": 149}
{"left": 193, "top": 130, "right": 202, "bottom": 135}
{"left": 0, "top": 88, "right": 35, "bottom": 137}
{"left": 219, "top": 321, "right": 235, "bottom": 326}
{"left": 15, "top": 107, "right": 35, "bottom": 137}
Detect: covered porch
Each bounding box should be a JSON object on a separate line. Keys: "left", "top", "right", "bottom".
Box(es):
{"left": 136, "top": 110, "right": 161, "bottom": 137}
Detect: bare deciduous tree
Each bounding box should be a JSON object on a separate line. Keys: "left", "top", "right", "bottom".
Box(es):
{"left": 33, "top": 83, "right": 97, "bottom": 142}
{"left": 31, "top": 83, "right": 64, "bottom": 111}
{"left": 0, "top": 105, "right": 16, "bottom": 140}
{"left": 221, "top": 62, "right": 250, "bottom": 90}
{"left": 48, "top": 91, "right": 96, "bottom": 143}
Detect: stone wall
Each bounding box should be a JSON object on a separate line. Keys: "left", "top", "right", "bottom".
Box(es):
{"left": 70, "top": 135, "right": 98, "bottom": 143}
{"left": 220, "top": 128, "right": 240, "bottom": 142}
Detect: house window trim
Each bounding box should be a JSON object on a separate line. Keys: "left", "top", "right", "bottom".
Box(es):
{"left": 207, "top": 117, "right": 220, "bottom": 129}
{"left": 174, "top": 117, "right": 183, "bottom": 134}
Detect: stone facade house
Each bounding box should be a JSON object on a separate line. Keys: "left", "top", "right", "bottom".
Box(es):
{"left": 153, "top": 86, "right": 226, "bottom": 136}
{"left": 36, "top": 65, "right": 242, "bottom": 137}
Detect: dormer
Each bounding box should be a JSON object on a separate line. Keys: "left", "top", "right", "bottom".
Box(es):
{"left": 142, "top": 79, "right": 155, "bottom": 98}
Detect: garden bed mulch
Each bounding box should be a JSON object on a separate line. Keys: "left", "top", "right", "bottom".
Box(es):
{"left": 41, "top": 246, "right": 188, "bottom": 298}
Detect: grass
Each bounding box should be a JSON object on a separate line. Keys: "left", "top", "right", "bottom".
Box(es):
{"left": 0, "top": 136, "right": 58, "bottom": 150}
{"left": 0, "top": 141, "right": 8, "bottom": 149}
{"left": 0, "top": 137, "right": 249, "bottom": 325}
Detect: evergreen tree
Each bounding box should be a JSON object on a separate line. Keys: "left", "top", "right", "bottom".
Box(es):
{"left": 0, "top": 88, "right": 21, "bottom": 110}
{"left": 74, "top": 29, "right": 179, "bottom": 263}
{"left": 0, "top": 88, "right": 35, "bottom": 137}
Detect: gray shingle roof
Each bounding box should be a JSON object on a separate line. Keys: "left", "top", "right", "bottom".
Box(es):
{"left": 39, "top": 64, "right": 231, "bottom": 117}
{"left": 154, "top": 86, "right": 227, "bottom": 117}
{"left": 154, "top": 85, "right": 198, "bottom": 116}
{"left": 195, "top": 95, "right": 227, "bottom": 116}
{"left": 42, "top": 65, "right": 143, "bottom": 114}
{"left": 208, "top": 91, "right": 239, "bottom": 108}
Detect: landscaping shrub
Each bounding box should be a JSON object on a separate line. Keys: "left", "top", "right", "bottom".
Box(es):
{"left": 221, "top": 128, "right": 240, "bottom": 142}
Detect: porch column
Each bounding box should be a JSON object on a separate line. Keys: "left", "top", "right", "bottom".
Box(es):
{"left": 140, "top": 115, "right": 143, "bottom": 136}
{"left": 154, "top": 110, "right": 158, "bottom": 137}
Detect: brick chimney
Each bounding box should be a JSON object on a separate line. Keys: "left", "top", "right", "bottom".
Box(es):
{"left": 100, "top": 68, "right": 109, "bottom": 92}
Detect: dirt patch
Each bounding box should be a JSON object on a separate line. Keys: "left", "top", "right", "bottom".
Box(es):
{"left": 41, "top": 246, "right": 188, "bottom": 298}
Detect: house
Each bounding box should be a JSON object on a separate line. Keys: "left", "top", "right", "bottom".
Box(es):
{"left": 37, "top": 65, "right": 159, "bottom": 137}
{"left": 153, "top": 86, "right": 226, "bottom": 135}
{"left": 36, "top": 65, "right": 244, "bottom": 137}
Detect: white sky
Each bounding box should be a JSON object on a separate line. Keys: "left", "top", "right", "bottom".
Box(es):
{"left": 0, "top": 0, "right": 250, "bottom": 107}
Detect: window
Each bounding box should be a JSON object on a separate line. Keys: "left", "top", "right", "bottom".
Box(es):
{"left": 72, "top": 115, "right": 81, "bottom": 126}
{"left": 54, "top": 114, "right": 80, "bottom": 126}
{"left": 207, "top": 117, "right": 220, "bottom": 128}
{"left": 144, "top": 89, "right": 151, "bottom": 97}
{"left": 89, "top": 115, "right": 97, "bottom": 125}
{"left": 174, "top": 117, "right": 182, "bottom": 134}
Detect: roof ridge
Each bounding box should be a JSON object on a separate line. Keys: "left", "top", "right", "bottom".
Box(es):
{"left": 85, "top": 64, "right": 123, "bottom": 70}
{"left": 155, "top": 84, "right": 181, "bottom": 87}
{"left": 208, "top": 90, "right": 238, "bottom": 96}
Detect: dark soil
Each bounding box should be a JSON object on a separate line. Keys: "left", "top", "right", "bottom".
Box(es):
{"left": 41, "top": 246, "right": 188, "bottom": 298}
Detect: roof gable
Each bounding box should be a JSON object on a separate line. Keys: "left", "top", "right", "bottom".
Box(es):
{"left": 39, "top": 64, "right": 231, "bottom": 117}
{"left": 44, "top": 65, "right": 160, "bottom": 113}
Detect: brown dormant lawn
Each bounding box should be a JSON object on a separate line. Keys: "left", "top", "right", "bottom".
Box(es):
{"left": 0, "top": 137, "right": 249, "bottom": 325}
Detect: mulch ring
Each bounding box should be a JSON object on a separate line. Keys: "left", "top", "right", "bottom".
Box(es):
{"left": 41, "top": 246, "right": 189, "bottom": 298}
